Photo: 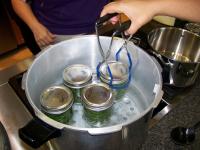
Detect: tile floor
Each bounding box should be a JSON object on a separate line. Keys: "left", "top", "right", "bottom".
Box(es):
{"left": 0, "top": 47, "right": 33, "bottom": 71}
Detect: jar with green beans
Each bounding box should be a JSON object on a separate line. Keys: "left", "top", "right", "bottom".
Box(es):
{"left": 63, "top": 64, "right": 92, "bottom": 103}
{"left": 99, "top": 61, "right": 129, "bottom": 100}
{"left": 40, "top": 85, "right": 73, "bottom": 124}
{"left": 81, "top": 83, "right": 113, "bottom": 127}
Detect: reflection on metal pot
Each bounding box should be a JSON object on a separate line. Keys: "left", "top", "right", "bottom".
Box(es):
{"left": 185, "top": 22, "right": 200, "bottom": 35}
{"left": 157, "top": 50, "right": 191, "bottom": 63}
{"left": 148, "top": 27, "right": 200, "bottom": 87}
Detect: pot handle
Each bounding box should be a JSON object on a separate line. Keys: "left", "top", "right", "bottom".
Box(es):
{"left": 131, "top": 37, "right": 141, "bottom": 46}
{"left": 150, "top": 56, "right": 164, "bottom": 108}
{"left": 178, "top": 64, "right": 195, "bottom": 77}
{"left": 18, "top": 118, "right": 61, "bottom": 148}
{"left": 113, "top": 20, "right": 131, "bottom": 36}
{"left": 88, "top": 125, "right": 122, "bottom": 135}
{"left": 151, "top": 51, "right": 173, "bottom": 67}
{"left": 96, "top": 13, "right": 131, "bottom": 36}
{"left": 153, "top": 84, "right": 164, "bottom": 108}
{"left": 21, "top": 72, "right": 27, "bottom": 90}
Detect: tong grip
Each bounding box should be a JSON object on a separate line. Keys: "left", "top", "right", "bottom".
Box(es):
{"left": 114, "top": 20, "right": 131, "bottom": 36}
{"left": 96, "top": 13, "right": 118, "bottom": 27}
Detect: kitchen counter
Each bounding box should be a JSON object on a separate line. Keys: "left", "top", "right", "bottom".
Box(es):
{"left": 142, "top": 75, "right": 200, "bottom": 149}
{"left": 137, "top": 20, "right": 200, "bottom": 149}
{"left": 0, "top": 58, "right": 51, "bottom": 150}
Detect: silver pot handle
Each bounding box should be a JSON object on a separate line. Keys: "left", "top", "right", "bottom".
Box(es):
{"left": 88, "top": 126, "right": 122, "bottom": 135}
{"left": 21, "top": 72, "right": 27, "bottom": 90}
{"left": 153, "top": 84, "right": 164, "bottom": 108}
{"left": 151, "top": 51, "right": 173, "bottom": 67}
{"left": 149, "top": 56, "right": 163, "bottom": 108}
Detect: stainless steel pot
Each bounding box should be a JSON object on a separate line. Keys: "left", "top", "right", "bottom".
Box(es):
{"left": 19, "top": 35, "right": 163, "bottom": 150}
{"left": 148, "top": 27, "right": 200, "bottom": 87}
{"left": 185, "top": 22, "right": 200, "bottom": 35}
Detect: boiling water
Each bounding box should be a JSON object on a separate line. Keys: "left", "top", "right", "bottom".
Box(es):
{"left": 67, "top": 84, "right": 146, "bottom": 128}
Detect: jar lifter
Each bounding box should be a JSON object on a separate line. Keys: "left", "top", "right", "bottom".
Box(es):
{"left": 95, "top": 13, "right": 133, "bottom": 89}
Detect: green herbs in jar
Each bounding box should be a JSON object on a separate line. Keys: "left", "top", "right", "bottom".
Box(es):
{"left": 63, "top": 64, "right": 92, "bottom": 103}
{"left": 99, "top": 61, "right": 129, "bottom": 100}
{"left": 40, "top": 85, "right": 73, "bottom": 124}
{"left": 81, "top": 83, "right": 113, "bottom": 127}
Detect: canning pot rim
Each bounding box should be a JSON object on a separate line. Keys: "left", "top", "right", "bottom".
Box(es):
{"left": 147, "top": 27, "right": 200, "bottom": 64}
{"left": 25, "top": 35, "right": 163, "bottom": 135}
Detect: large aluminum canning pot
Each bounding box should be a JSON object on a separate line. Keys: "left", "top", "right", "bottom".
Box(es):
{"left": 19, "top": 35, "right": 163, "bottom": 150}
{"left": 148, "top": 27, "right": 200, "bottom": 87}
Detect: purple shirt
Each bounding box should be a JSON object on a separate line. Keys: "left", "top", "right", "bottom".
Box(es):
{"left": 31, "top": 0, "right": 109, "bottom": 35}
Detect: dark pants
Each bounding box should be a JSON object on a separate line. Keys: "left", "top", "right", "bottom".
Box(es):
{"left": 3, "top": 0, "right": 41, "bottom": 55}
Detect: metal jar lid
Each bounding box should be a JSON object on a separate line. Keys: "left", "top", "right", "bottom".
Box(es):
{"left": 63, "top": 64, "right": 92, "bottom": 88}
{"left": 40, "top": 85, "right": 73, "bottom": 114}
{"left": 99, "top": 61, "right": 129, "bottom": 85}
{"left": 81, "top": 83, "right": 113, "bottom": 111}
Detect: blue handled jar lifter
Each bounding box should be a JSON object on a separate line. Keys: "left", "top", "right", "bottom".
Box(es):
{"left": 95, "top": 13, "right": 134, "bottom": 90}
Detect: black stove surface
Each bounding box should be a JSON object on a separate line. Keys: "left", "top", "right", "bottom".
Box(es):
{"left": 8, "top": 72, "right": 35, "bottom": 117}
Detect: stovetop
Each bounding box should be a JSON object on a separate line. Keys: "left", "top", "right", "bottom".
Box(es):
{"left": 8, "top": 72, "right": 35, "bottom": 117}
{"left": 3, "top": 20, "right": 197, "bottom": 150}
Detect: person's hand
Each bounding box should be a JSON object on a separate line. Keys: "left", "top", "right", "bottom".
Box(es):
{"left": 31, "top": 23, "right": 56, "bottom": 47}
{"left": 101, "top": 1, "right": 156, "bottom": 35}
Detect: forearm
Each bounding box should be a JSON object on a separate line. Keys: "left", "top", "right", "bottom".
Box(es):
{"left": 11, "top": 0, "right": 41, "bottom": 30}
{"left": 150, "top": 0, "right": 200, "bottom": 22}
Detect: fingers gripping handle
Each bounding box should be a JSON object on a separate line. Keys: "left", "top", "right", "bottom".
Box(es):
{"left": 96, "top": 13, "right": 119, "bottom": 27}
{"left": 113, "top": 20, "right": 131, "bottom": 36}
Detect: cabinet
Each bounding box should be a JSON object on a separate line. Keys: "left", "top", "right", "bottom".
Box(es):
{"left": 0, "top": 0, "right": 24, "bottom": 55}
